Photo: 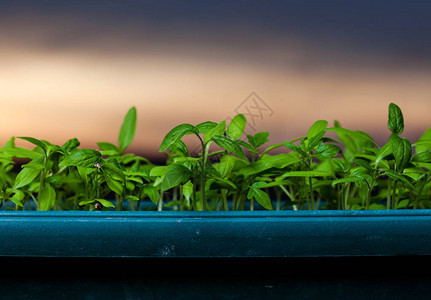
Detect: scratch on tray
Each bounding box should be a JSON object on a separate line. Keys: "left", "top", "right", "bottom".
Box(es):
{"left": 157, "top": 244, "right": 176, "bottom": 256}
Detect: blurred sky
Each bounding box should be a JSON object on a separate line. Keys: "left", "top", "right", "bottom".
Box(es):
{"left": 1, "top": 1, "right": 430, "bottom": 161}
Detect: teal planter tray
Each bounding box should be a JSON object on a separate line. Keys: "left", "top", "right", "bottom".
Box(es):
{"left": 1, "top": 210, "right": 431, "bottom": 258}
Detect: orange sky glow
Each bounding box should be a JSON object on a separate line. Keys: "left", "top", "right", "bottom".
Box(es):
{"left": 1, "top": 13, "right": 430, "bottom": 161}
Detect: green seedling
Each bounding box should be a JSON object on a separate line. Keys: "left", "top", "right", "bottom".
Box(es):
{"left": 0, "top": 102, "right": 429, "bottom": 211}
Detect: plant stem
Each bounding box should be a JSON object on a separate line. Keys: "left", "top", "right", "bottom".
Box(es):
{"left": 192, "top": 176, "right": 197, "bottom": 211}
{"left": 391, "top": 181, "right": 398, "bottom": 209}
{"left": 179, "top": 185, "right": 184, "bottom": 211}
{"left": 308, "top": 177, "right": 316, "bottom": 210}
{"left": 414, "top": 174, "right": 429, "bottom": 209}
{"left": 279, "top": 185, "right": 294, "bottom": 207}
{"left": 37, "top": 154, "right": 49, "bottom": 210}
{"left": 158, "top": 190, "right": 164, "bottom": 211}
{"left": 386, "top": 179, "right": 392, "bottom": 209}
{"left": 232, "top": 193, "right": 238, "bottom": 211}
{"left": 200, "top": 141, "right": 209, "bottom": 211}
{"left": 304, "top": 178, "right": 311, "bottom": 210}
{"left": 365, "top": 173, "right": 376, "bottom": 210}
{"left": 276, "top": 189, "right": 281, "bottom": 211}
{"left": 221, "top": 189, "right": 228, "bottom": 211}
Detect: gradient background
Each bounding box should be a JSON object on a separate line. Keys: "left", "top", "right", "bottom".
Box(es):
{"left": 1, "top": 1, "right": 430, "bottom": 162}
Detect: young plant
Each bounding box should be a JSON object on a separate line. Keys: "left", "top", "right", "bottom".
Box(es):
{"left": 0, "top": 102, "right": 430, "bottom": 212}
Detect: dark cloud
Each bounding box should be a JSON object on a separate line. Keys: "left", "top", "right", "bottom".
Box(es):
{"left": 1, "top": 1, "right": 430, "bottom": 70}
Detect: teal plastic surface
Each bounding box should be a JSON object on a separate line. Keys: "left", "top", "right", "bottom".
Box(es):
{"left": 1, "top": 210, "right": 431, "bottom": 257}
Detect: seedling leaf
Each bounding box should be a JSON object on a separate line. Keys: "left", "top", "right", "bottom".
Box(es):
{"left": 282, "top": 170, "right": 331, "bottom": 178}
{"left": 39, "top": 183, "right": 56, "bottom": 211}
{"left": 217, "top": 155, "right": 236, "bottom": 178}
{"left": 161, "top": 164, "right": 191, "bottom": 191}
{"left": 247, "top": 131, "right": 270, "bottom": 149}
{"left": 385, "top": 170, "right": 415, "bottom": 190}
{"left": 62, "top": 138, "right": 80, "bottom": 153}
{"left": 196, "top": 121, "right": 217, "bottom": 134}
{"left": 13, "top": 168, "right": 41, "bottom": 190}
{"left": 119, "top": 107, "right": 137, "bottom": 153}
{"left": 388, "top": 103, "right": 404, "bottom": 135}
{"left": 314, "top": 143, "right": 341, "bottom": 160}
{"left": 59, "top": 149, "right": 102, "bottom": 168}
{"left": 96, "top": 199, "right": 115, "bottom": 208}
{"left": 159, "top": 124, "right": 199, "bottom": 152}
{"left": 144, "top": 185, "right": 159, "bottom": 205}
{"left": 307, "top": 120, "right": 328, "bottom": 141}
{"left": 248, "top": 182, "right": 272, "bottom": 210}
{"left": 205, "top": 121, "right": 226, "bottom": 143}
{"left": 227, "top": 114, "right": 246, "bottom": 140}
{"left": 18, "top": 137, "right": 47, "bottom": 154}
{"left": 389, "top": 134, "right": 412, "bottom": 171}
{"left": 212, "top": 135, "right": 247, "bottom": 160}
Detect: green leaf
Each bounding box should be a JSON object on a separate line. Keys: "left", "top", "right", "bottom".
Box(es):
{"left": 97, "top": 142, "right": 120, "bottom": 156}
{"left": 216, "top": 155, "right": 236, "bottom": 178}
{"left": 101, "top": 161, "right": 125, "bottom": 181}
{"left": 161, "top": 164, "right": 191, "bottom": 191}
{"left": 22, "top": 156, "right": 45, "bottom": 170}
{"left": 149, "top": 166, "right": 170, "bottom": 177}
{"left": 59, "top": 149, "right": 102, "bottom": 168}
{"left": 333, "top": 120, "right": 357, "bottom": 154}
{"left": 159, "top": 124, "right": 199, "bottom": 152}
{"left": 307, "top": 130, "right": 328, "bottom": 151}
{"left": 388, "top": 103, "right": 404, "bottom": 135}
{"left": 182, "top": 180, "right": 193, "bottom": 200}
{"left": 208, "top": 176, "right": 237, "bottom": 190}
{"left": 332, "top": 176, "right": 365, "bottom": 186}
{"left": 314, "top": 159, "right": 335, "bottom": 177}
{"left": 96, "top": 199, "right": 115, "bottom": 208}
{"left": 62, "top": 138, "right": 80, "bottom": 153}
{"left": 18, "top": 137, "right": 47, "bottom": 154}
{"left": 283, "top": 141, "right": 307, "bottom": 157}
{"left": 79, "top": 199, "right": 96, "bottom": 206}
{"left": 389, "top": 134, "right": 412, "bottom": 171}
{"left": 414, "top": 127, "right": 431, "bottom": 153}
{"left": 314, "top": 143, "right": 341, "bottom": 160}
{"left": 385, "top": 170, "right": 415, "bottom": 190}
{"left": 13, "top": 167, "right": 41, "bottom": 190}
{"left": 212, "top": 135, "right": 246, "bottom": 160}
{"left": 10, "top": 190, "right": 25, "bottom": 207}
{"left": 260, "top": 142, "right": 285, "bottom": 156}
{"left": 168, "top": 140, "right": 189, "bottom": 155}
{"left": 143, "top": 185, "right": 159, "bottom": 205}
{"left": 247, "top": 182, "right": 272, "bottom": 210}
{"left": 196, "top": 121, "right": 217, "bottom": 134}
{"left": 119, "top": 107, "right": 137, "bottom": 153}
{"left": 205, "top": 121, "right": 226, "bottom": 143}
{"left": 307, "top": 120, "right": 328, "bottom": 141}
{"left": 332, "top": 158, "right": 350, "bottom": 173}
{"left": 281, "top": 170, "right": 331, "bottom": 178}
{"left": 247, "top": 131, "right": 269, "bottom": 149}
{"left": 403, "top": 167, "right": 426, "bottom": 180}
{"left": 237, "top": 154, "right": 301, "bottom": 177}
{"left": 411, "top": 152, "right": 431, "bottom": 163}
{"left": 104, "top": 174, "right": 124, "bottom": 195}
{"left": 375, "top": 142, "right": 392, "bottom": 165}
{"left": 3, "top": 136, "right": 15, "bottom": 148}
{"left": 327, "top": 127, "right": 377, "bottom": 148}
{"left": 39, "top": 183, "right": 56, "bottom": 211}
{"left": 227, "top": 114, "right": 246, "bottom": 140}
{"left": 1, "top": 147, "right": 42, "bottom": 160}
{"left": 235, "top": 140, "right": 257, "bottom": 153}
{"left": 353, "top": 158, "right": 373, "bottom": 171}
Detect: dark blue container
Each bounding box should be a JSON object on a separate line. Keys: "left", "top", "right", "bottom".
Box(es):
{"left": 1, "top": 210, "right": 431, "bottom": 258}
